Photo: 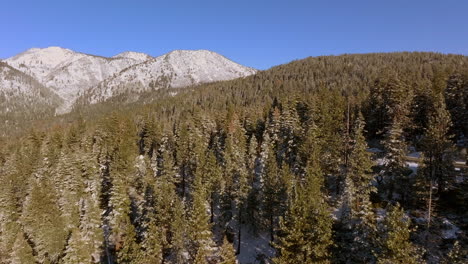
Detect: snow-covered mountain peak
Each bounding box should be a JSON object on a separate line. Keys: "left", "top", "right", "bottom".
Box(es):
{"left": 3, "top": 47, "right": 153, "bottom": 113}
{"left": 8, "top": 46, "right": 79, "bottom": 67}
{"left": 112, "top": 51, "right": 152, "bottom": 61}
{"left": 85, "top": 49, "right": 257, "bottom": 104}
{"left": 2, "top": 47, "right": 257, "bottom": 114}
{"left": 4, "top": 46, "right": 85, "bottom": 80}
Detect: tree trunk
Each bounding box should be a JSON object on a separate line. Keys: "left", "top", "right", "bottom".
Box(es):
{"left": 427, "top": 180, "right": 433, "bottom": 229}
{"left": 237, "top": 208, "right": 242, "bottom": 255}
{"left": 270, "top": 214, "right": 274, "bottom": 242}
{"left": 210, "top": 192, "right": 214, "bottom": 223}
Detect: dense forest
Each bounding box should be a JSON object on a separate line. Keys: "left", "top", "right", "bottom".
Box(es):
{"left": 0, "top": 52, "right": 467, "bottom": 263}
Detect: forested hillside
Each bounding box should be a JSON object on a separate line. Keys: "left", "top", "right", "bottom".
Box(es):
{"left": 0, "top": 52, "right": 467, "bottom": 263}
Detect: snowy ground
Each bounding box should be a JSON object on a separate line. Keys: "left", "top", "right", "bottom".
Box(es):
{"left": 237, "top": 227, "right": 275, "bottom": 264}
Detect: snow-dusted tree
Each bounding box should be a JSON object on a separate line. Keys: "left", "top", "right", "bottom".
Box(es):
{"left": 140, "top": 211, "right": 164, "bottom": 264}
{"left": 444, "top": 74, "right": 468, "bottom": 139}
{"left": 63, "top": 228, "right": 91, "bottom": 264}
{"left": 197, "top": 150, "right": 223, "bottom": 223}
{"left": 188, "top": 171, "right": 215, "bottom": 261}
{"left": 54, "top": 150, "right": 85, "bottom": 231}
{"left": 108, "top": 176, "right": 141, "bottom": 264}
{"left": 170, "top": 196, "right": 188, "bottom": 264}
{"left": 273, "top": 163, "right": 333, "bottom": 263}
{"left": 333, "top": 173, "right": 356, "bottom": 263}
{"left": 0, "top": 158, "right": 22, "bottom": 258}
{"left": 219, "top": 236, "right": 238, "bottom": 264}
{"left": 420, "top": 95, "right": 455, "bottom": 194}
{"left": 443, "top": 241, "right": 467, "bottom": 264}
{"left": 21, "top": 177, "right": 68, "bottom": 264}
{"left": 349, "top": 112, "right": 376, "bottom": 205}
{"left": 379, "top": 118, "right": 410, "bottom": 201}
{"left": 416, "top": 94, "right": 455, "bottom": 228}
{"left": 377, "top": 203, "right": 422, "bottom": 264}
{"left": 223, "top": 110, "right": 249, "bottom": 254}
{"left": 262, "top": 144, "right": 292, "bottom": 241}
{"left": 278, "top": 102, "right": 302, "bottom": 168}
{"left": 9, "top": 231, "right": 35, "bottom": 264}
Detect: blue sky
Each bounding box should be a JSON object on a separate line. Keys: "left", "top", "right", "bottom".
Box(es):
{"left": 1, "top": 0, "right": 467, "bottom": 69}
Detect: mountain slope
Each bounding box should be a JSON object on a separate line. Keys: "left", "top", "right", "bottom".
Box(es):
{"left": 3, "top": 47, "right": 256, "bottom": 113}
{"left": 82, "top": 50, "right": 257, "bottom": 104}
{"left": 4, "top": 47, "right": 151, "bottom": 113}
{"left": 0, "top": 61, "right": 62, "bottom": 135}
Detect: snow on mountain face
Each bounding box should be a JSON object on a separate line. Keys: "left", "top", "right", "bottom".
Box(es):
{"left": 2, "top": 47, "right": 257, "bottom": 113}
{"left": 86, "top": 50, "right": 257, "bottom": 103}
{"left": 42, "top": 54, "right": 150, "bottom": 113}
{"left": 5, "top": 47, "right": 86, "bottom": 81}
{"left": 112, "top": 51, "right": 153, "bottom": 61}
{"left": 4, "top": 47, "right": 151, "bottom": 113}
{"left": 0, "top": 61, "right": 61, "bottom": 115}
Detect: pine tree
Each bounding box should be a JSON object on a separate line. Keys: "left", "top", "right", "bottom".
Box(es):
{"left": 420, "top": 95, "right": 455, "bottom": 195}
{"left": 443, "top": 241, "right": 467, "bottom": 264}
{"left": 140, "top": 212, "right": 164, "bottom": 264}
{"left": 9, "top": 232, "right": 35, "bottom": 264}
{"left": 198, "top": 150, "right": 223, "bottom": 224}
{"left": 78, "top": 146, "right": 104, "bottom": 263}
{"left": 219, "top": 236, "right": 237, "bottom": 264}
{"left": 188, "top": 171, "right": 215, "bottom": 260}
{"left": 414, "top": 95, "right": 455, "bottom": 230}
{"left": 21, "top": 177, "right": 68, "bottom": 264}
{"left": 54, "top": 150, "right": 85, "bottom": 232}
{"left": 377, "top": 203, "right": 422, "bottom": 264}
{"left": 445, "top": 74, "right": 468, "bottom": 138}
{"left": 0, "top": 159, "right": 22, "bottom": 258}
{"left": 273, "top": 164, "right": 333, "bottom": 263}
{"left": 278, "top": 102, "right": 302, "bottom": 168}
{"left": 379, "top": 118, "right": 410, "bottom": 201}
{"left": 333, "top": 173, "right": 357, "bottom": 263}
{"left": 109, "top": 177, "right": 141, "bottom": 264}
{"left": 171, "top": 197, "right": 187, "bottom": 264}
{"left": 349, "top": 112, "right": 376, "bottom": 205}
{"left": 350, "top": 196, "right": 378, "bottom": 263}
{"left": 193, "top": 246, "right": 209, "bottom": 264}
{"left": 63, "top": 228, "right": 92, "bottom": 264}
{"left": 262, "top": 144, "right": 281, "bottom": 240}
{"left": 223, "top": 111, "right": 249, "bottom": 254}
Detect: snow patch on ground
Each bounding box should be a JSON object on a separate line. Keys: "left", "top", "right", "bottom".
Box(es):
{"left": 237, "top": 227, "right": 275, "bottom": 264}
{"left": 407, "top": 161, "right": 419, "bottom": 174}
{"left": 441, "top": 219, "right": 460, "bottom": 240}
{"left": 408, "top": 152, "right": 422, "bottom": 158}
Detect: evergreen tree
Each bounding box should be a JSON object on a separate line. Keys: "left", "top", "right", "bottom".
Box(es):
{"left": 21, "top": 177, "right": 68, "bottom": 264}
{"left": 9, "top": 232, "right": 35, "bottom": 264}
{"left": 109, "top": 177, "right": 141, "bottom": 264}
{"left": 349, "top": 112, "right": 376, "bottom": 205}
{"left": 445, "top": 74, "right": 468, "bottom": 138}
{"left": 273, "top": 164, "right": 333, "bottom": 264}
{"left": 219, "top": 236, "right": 237, "bottom": 264}
{"left": 188, "top": 171, "right": 215, "bottom": 260}
{"left": 443, "top": 241, "right": 467, "bottom": 264}
{"left": 415, "top": 95, "right": 455, "bottom": 229}
{"left": 140, "top": 212, "right": 164, "bottom": 264}
{"left": 63, "top": 228, "right": 92, "bottom": 264}
{"left": 171, "top": 197, "right": 188, "bottom": 264}
{"left": 193, "top": 246, "right": 209, "bottom": 264}
{"left": 334, "top": 112, "right": 378, "bottom": 262}
{"left": 198, "top": 150, "right": 223, "bottom": 224}
{"left": 223, "top": 111, "right": 249, "bottom": 254}
{"left": 278, "top": 102, "right": 302, "bottom": 168}
{"left": 262, "top": 144, "right": 281, "bottom": 240}
{"left": 379, "top": 119, "right": 410, "bottom": 202}
{"left": 420, "top": 95, "right": 455, "bottom": 194}
{"left": 377, "top": 203, "right": 422, "bottom": 264}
